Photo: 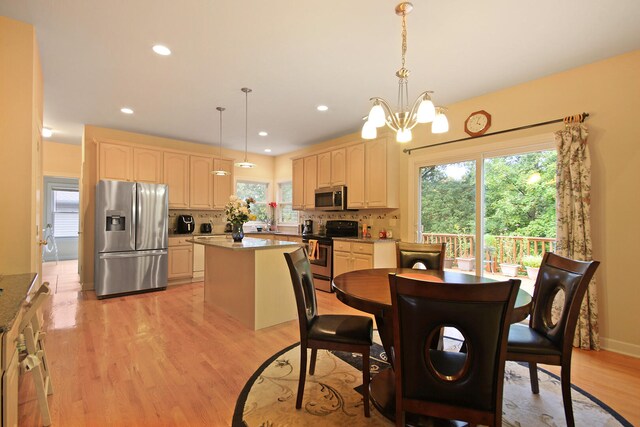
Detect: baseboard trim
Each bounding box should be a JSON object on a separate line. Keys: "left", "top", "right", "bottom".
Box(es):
{"left": 81, "top": 281, "right": 94, "bottom": 291}
{"left": 600, "top": 337, "right": 640, "bottom": 358}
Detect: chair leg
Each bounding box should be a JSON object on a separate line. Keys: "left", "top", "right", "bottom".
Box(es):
{"left": 362, "top": 347, "right": 370, "bottom": 417}
{"left": 309, "top": 348, "right": 318, "bottom": 375}
{"left": 561, "top": 367, "right": 575, "bottom": 427}
{"left": 395, "top": 408, "right": 404, "bottom": 427}
{"left": 529, "top": 362, "right": 539, "bottom": 394}
{"left": 296, "top": 345, "right": 307, "bottom": 409}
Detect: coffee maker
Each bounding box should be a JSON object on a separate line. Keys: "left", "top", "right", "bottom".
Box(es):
{"left": 302, "top": 219, "right": 313, "bottom": 235}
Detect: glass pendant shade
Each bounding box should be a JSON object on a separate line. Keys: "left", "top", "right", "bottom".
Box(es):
{"left": 235, "top": 161, "right": 255, "bottom": 169}
{"left": 368, "top": 104, "right": 386, "bottom": 128}
{"left": 396, "top": 128, "right": 412, "bottom": 143}
{"left": 361, "top": 120, "right": 377, "bottom": 140}
{"left": 416, "top": 98, "right": 436, "bottom": 123}
{"left": 235, "top": 87, "right": 256, "bottom": 169}
{"left": 432, "top": 110, "right": 449, "bottom": 134}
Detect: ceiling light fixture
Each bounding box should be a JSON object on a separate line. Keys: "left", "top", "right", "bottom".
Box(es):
{"left": 264, "top": 148, "right": 272, "bottom": 153}
{"left": 362, "top": 2, "right": 448, "bottom": 143}
{"left": 235, "top": 87, "right": 256, "bottom": 169}
{"left": 152, "top": 45, "right": 171, "bottom": 56}
{"left": 258, "top": 131, "right": 268, "bottom": 136}
{"left": 317, "top": 105, "right": 329, "bottom": 112}
{"left": 121, "top": 107, "right": 134, "bottom": 114}
{"left": 211, "top": 107, "right": 230, "bottom": 176}
{"left": 42, "top": 127, "right": 53, "bottom": 138}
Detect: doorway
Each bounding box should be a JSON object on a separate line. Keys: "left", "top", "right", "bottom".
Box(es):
{"left": 43, "top": 177, "right": 79, "bottom": 261}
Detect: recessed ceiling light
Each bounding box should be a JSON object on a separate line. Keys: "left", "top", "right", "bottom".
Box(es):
{"left": 121, "top": 107, "right": 134, "bottom": 114}
{"left": 42, "top": 127, "right": 53, "bottom": 138}
{"left": 152, "top": 45, "right": 171, "bottom": 56}
{"left": 258, "top": 131, "right": 268, "bottom": 136}
{"left": 317, "top": 105, "right": 329, "bottom": 112}
{"left": 264, "top": 148, "right": 272, "bottom": 153}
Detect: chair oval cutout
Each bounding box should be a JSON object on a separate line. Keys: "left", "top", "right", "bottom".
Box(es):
{"left": 424, "top": 326, "right": 470, "bottom": 382}
{"left": 412, "top": 261, "right": 427, "bottom": 270}
{"left": 543, "top": 286, "right": 566, "bottom": 329}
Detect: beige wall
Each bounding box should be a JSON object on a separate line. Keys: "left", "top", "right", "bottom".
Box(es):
{"left": 274, "top": 50, "right": 640, "bottom": 355}
{"left": 0, "top": 17, "right": 43, "bottom": 275}
{"left": 79, "top": 125, "right": 275, "bottom": 287}
{"left": 43, "top": 140, "right": 82, "bottom": 178}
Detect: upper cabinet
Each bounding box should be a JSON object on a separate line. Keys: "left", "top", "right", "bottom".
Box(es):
{"left": 346, "top": 144, "right": 366, "bottom": 209}
{"left": 164, "top": 152, "right": 190, "bottom": 209}
{"left": 99, "top": 142, "right": 132, "bottom": 181}
{"left": 133, "top": 147, "right": 163, "bottom": 183}
{"left": 212, "top": 158, "right": 233, "bottom": 209}
{"left": 292, "top": 158, "right": 304, "bottom": 210}
{"left": 317, "top": 148, "right": 346, "bottom": 189}
{"left": 303, "top": 155, "right": 317, "bottom": 209}
{"left": 189, "top": 155, "right": 214, "bottom": 209}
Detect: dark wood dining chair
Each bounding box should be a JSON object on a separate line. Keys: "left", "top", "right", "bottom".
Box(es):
{"left": 507, "top": 252, "right": 600, "bottom": 427}
{"left": 284, "top": 247, "right": 373, "bottom": 417}
{"left": 390, "top": 273, "right": 520, "bottom": 426}
{"left": 396, "top": 242, "right": 446, "bottom": 270}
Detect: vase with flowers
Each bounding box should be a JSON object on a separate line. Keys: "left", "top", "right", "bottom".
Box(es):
{"left": 225, "top": 195, "right": 256, "bottom": 242}
{"left": 268, "top": 201, "right": 277, "bottom": 232}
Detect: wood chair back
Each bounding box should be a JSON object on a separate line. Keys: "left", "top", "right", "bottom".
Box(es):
{"left": 396, "top": 242, "right": 446, "bottom": 270}
{"left": 284, "top": 247, "right": 318, "bottom": 343}
{"left": 390, "top": 273, "right": 520, "bottom": 426}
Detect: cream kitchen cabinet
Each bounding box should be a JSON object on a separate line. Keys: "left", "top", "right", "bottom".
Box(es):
{"left": 168, "top": 237, "right": 193, "bottom": 280}
{"left": 99, "top": 142, "right": 132, "bottom": 181}
{"left": 193, "top": 241, "right": 204, "bottom": 280}
{"left": 346, "top": 137, "right": 398, "bottom": 209}
{"left": 292, "top": 158, "right": 304, "bottom": 210}
{"left": 189, "top": 155, "right": 214, "bottom": 209}
{"left": 164, "top": 152, "right": 190, "bottom": 209}
{"left": 133, "top": 147, "right": 163, "bottom": 183}
{"left": 212, "top": 158, "right": 233, "bottom": 209}
{"left": 317, "top": 148, "right": 346, "bottom": 189}
{"left": 346, "top": 144, "right": 366, "bottom": 208}
{"left": 303, "top": 155, "right": 317, "bottom": 209}
{"left": 332, "top": 239, "right": 397, "bottom": 277}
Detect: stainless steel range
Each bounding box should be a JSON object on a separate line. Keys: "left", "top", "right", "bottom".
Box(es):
{"left": 302, "top": 220, "right": 359, "bottom": 292}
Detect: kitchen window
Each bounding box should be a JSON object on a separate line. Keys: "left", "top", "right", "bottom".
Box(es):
{"left": 278, "top": 182, "right": 298, "bottom": 225}
{"left": 236, "top": 180, "right": 269, "bottom": 223}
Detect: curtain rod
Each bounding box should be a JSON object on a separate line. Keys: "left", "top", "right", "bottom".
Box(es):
{"left": 403, "top": 112, "right": 590, "bottom": 155}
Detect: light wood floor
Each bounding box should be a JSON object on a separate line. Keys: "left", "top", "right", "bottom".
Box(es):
{"left": 18, "top": 260, "right": 640, "bottom": 426}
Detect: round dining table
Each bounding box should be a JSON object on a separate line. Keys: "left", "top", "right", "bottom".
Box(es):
{"left": 332, "top": 268, "right": 532, "bottom": 420}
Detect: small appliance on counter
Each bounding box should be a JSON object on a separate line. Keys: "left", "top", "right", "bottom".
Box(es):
{"left": 176, "top": 215, "right": 194, "bottom": 234}
{"left": 302, "top": 219, "right": 313, "bottom": 235}
{"left": 200, "top": 223, "right": 212, "bottom": 233}
{"left": 224, "top": 222, "right": 233, "bottom": 233}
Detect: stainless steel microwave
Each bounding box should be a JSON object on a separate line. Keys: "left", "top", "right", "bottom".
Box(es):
{"left": 314, "top": 186, "right": 347, "bottom": 211}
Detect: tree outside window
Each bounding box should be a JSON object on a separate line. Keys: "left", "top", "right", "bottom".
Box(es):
{"left": 278, "top": 182, "right": 298, "bottom": 224}
{"left": 236, "top": 181, "right": 269, "bottom": 223}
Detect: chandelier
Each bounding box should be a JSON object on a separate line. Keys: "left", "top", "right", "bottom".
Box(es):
{"left": 211, "top": 106, "right": 230, "bottom": 175}
{"left": 362, "top": 2, "right": 449, "bottom": 143}
{"left": 235, "top": 87, "right": 256, "bottom": 169}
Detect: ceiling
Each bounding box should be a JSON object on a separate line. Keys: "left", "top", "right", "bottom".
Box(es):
{"left": 2, "top": 1, "right": 640, "bottom": 156}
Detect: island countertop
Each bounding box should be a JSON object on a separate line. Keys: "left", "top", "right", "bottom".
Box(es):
{"left": 188, "top": 236, "right": 301, "bottom": 251}
{"left": 0, "top": 273, "right": 38, "bottom": 332}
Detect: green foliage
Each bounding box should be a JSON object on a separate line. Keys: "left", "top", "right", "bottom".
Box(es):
{"left": 522, "top": 255, "right": 543, "bottom": 268}
{"left": 421, "top": 151, "right": 556, "bottom": 239}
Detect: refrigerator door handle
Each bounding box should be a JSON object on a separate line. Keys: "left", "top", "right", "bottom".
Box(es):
{"left": 99, "top": 250, "right": 168, "bottom": 259}
{"left": 132, "top": 183, "right": 138, "bottom": 246}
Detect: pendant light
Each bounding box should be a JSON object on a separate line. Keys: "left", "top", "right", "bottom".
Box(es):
{"left": 235, "top": 87, "right": 256, "bottom": 169}
{"left": 211, "top": 107, "right": 231, "bottom": 176}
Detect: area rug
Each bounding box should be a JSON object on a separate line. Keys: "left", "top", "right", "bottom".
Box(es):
{"left": 233, "top": 336, "right": 631, "bottom": 426}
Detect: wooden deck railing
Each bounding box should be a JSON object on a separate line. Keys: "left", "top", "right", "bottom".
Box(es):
{"left": 422, "top": 233, "right": 556, "bottom": 266}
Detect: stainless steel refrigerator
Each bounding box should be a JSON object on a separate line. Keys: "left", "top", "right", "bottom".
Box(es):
{"left": 94, "top": 180, "right": 168, "bottom": 298}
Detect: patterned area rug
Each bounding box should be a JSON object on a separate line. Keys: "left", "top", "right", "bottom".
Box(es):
{"left": 234, "top": 337, "right": 631, "bottom": 426}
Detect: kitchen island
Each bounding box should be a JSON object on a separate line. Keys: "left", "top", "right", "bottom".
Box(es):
{"left": 189, "top": 236, "right": 302, "bottom": 330}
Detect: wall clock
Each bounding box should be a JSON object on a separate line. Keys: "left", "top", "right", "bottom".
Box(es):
{"left": 464, "top": 110, "right": 492, "bottom": 137}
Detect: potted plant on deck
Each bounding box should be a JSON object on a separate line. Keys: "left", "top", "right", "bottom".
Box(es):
{"left": 499, "top": 236, "right": 520, "bottom": 277}
{"left": 455, "top": 235, "right": 475, "bottom": 272}
{"left": 522, "top": 255, "right": 543, "bottom": 280}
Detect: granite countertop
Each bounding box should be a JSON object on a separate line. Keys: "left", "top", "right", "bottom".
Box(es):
{"left": 245, "top": 231, "right": 302, "bottom": 237}
{"left": 188, "top": 236, "right": 302, "bottom": 251}
{"left": 332, "top": 237, "right": 399, "bottom": 243}
{"left": 169, "top": 232, "right": 229, "bottom": 238}
{"left": 0, "top": 273, "right": 38, "bottom": 332}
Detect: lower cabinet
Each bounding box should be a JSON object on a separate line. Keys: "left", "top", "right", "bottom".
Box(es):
{"left": 333, "top": 240, "right": 397, "bottom": 278}
{"left": 168, "top": 237, "right": 193, "bottom": 281}
{"left": 192, "top": 243, "right": 204, "bottom": 280}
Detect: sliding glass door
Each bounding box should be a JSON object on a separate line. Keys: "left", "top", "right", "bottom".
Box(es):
{"left": 417, "top": 145, "right": 556, "bottom": 284}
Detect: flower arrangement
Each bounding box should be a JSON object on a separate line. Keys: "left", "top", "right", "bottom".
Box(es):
{"left": 225, "top": 195, "right": 256, "bottom": 225}
{"left": 268, "top": 201, "right": 277, "bottom": 231}
{"left": 268, "top": 201, "right": 277, "bottom": 209}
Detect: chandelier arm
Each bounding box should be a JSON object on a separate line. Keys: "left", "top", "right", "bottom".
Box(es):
{"left": 370, "top": 97, "right": 401, "bottom": 131}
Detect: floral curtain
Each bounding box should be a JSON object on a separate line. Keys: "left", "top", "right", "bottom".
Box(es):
{"left": 555, "top": 123, "right": 599, "bottom": 350}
